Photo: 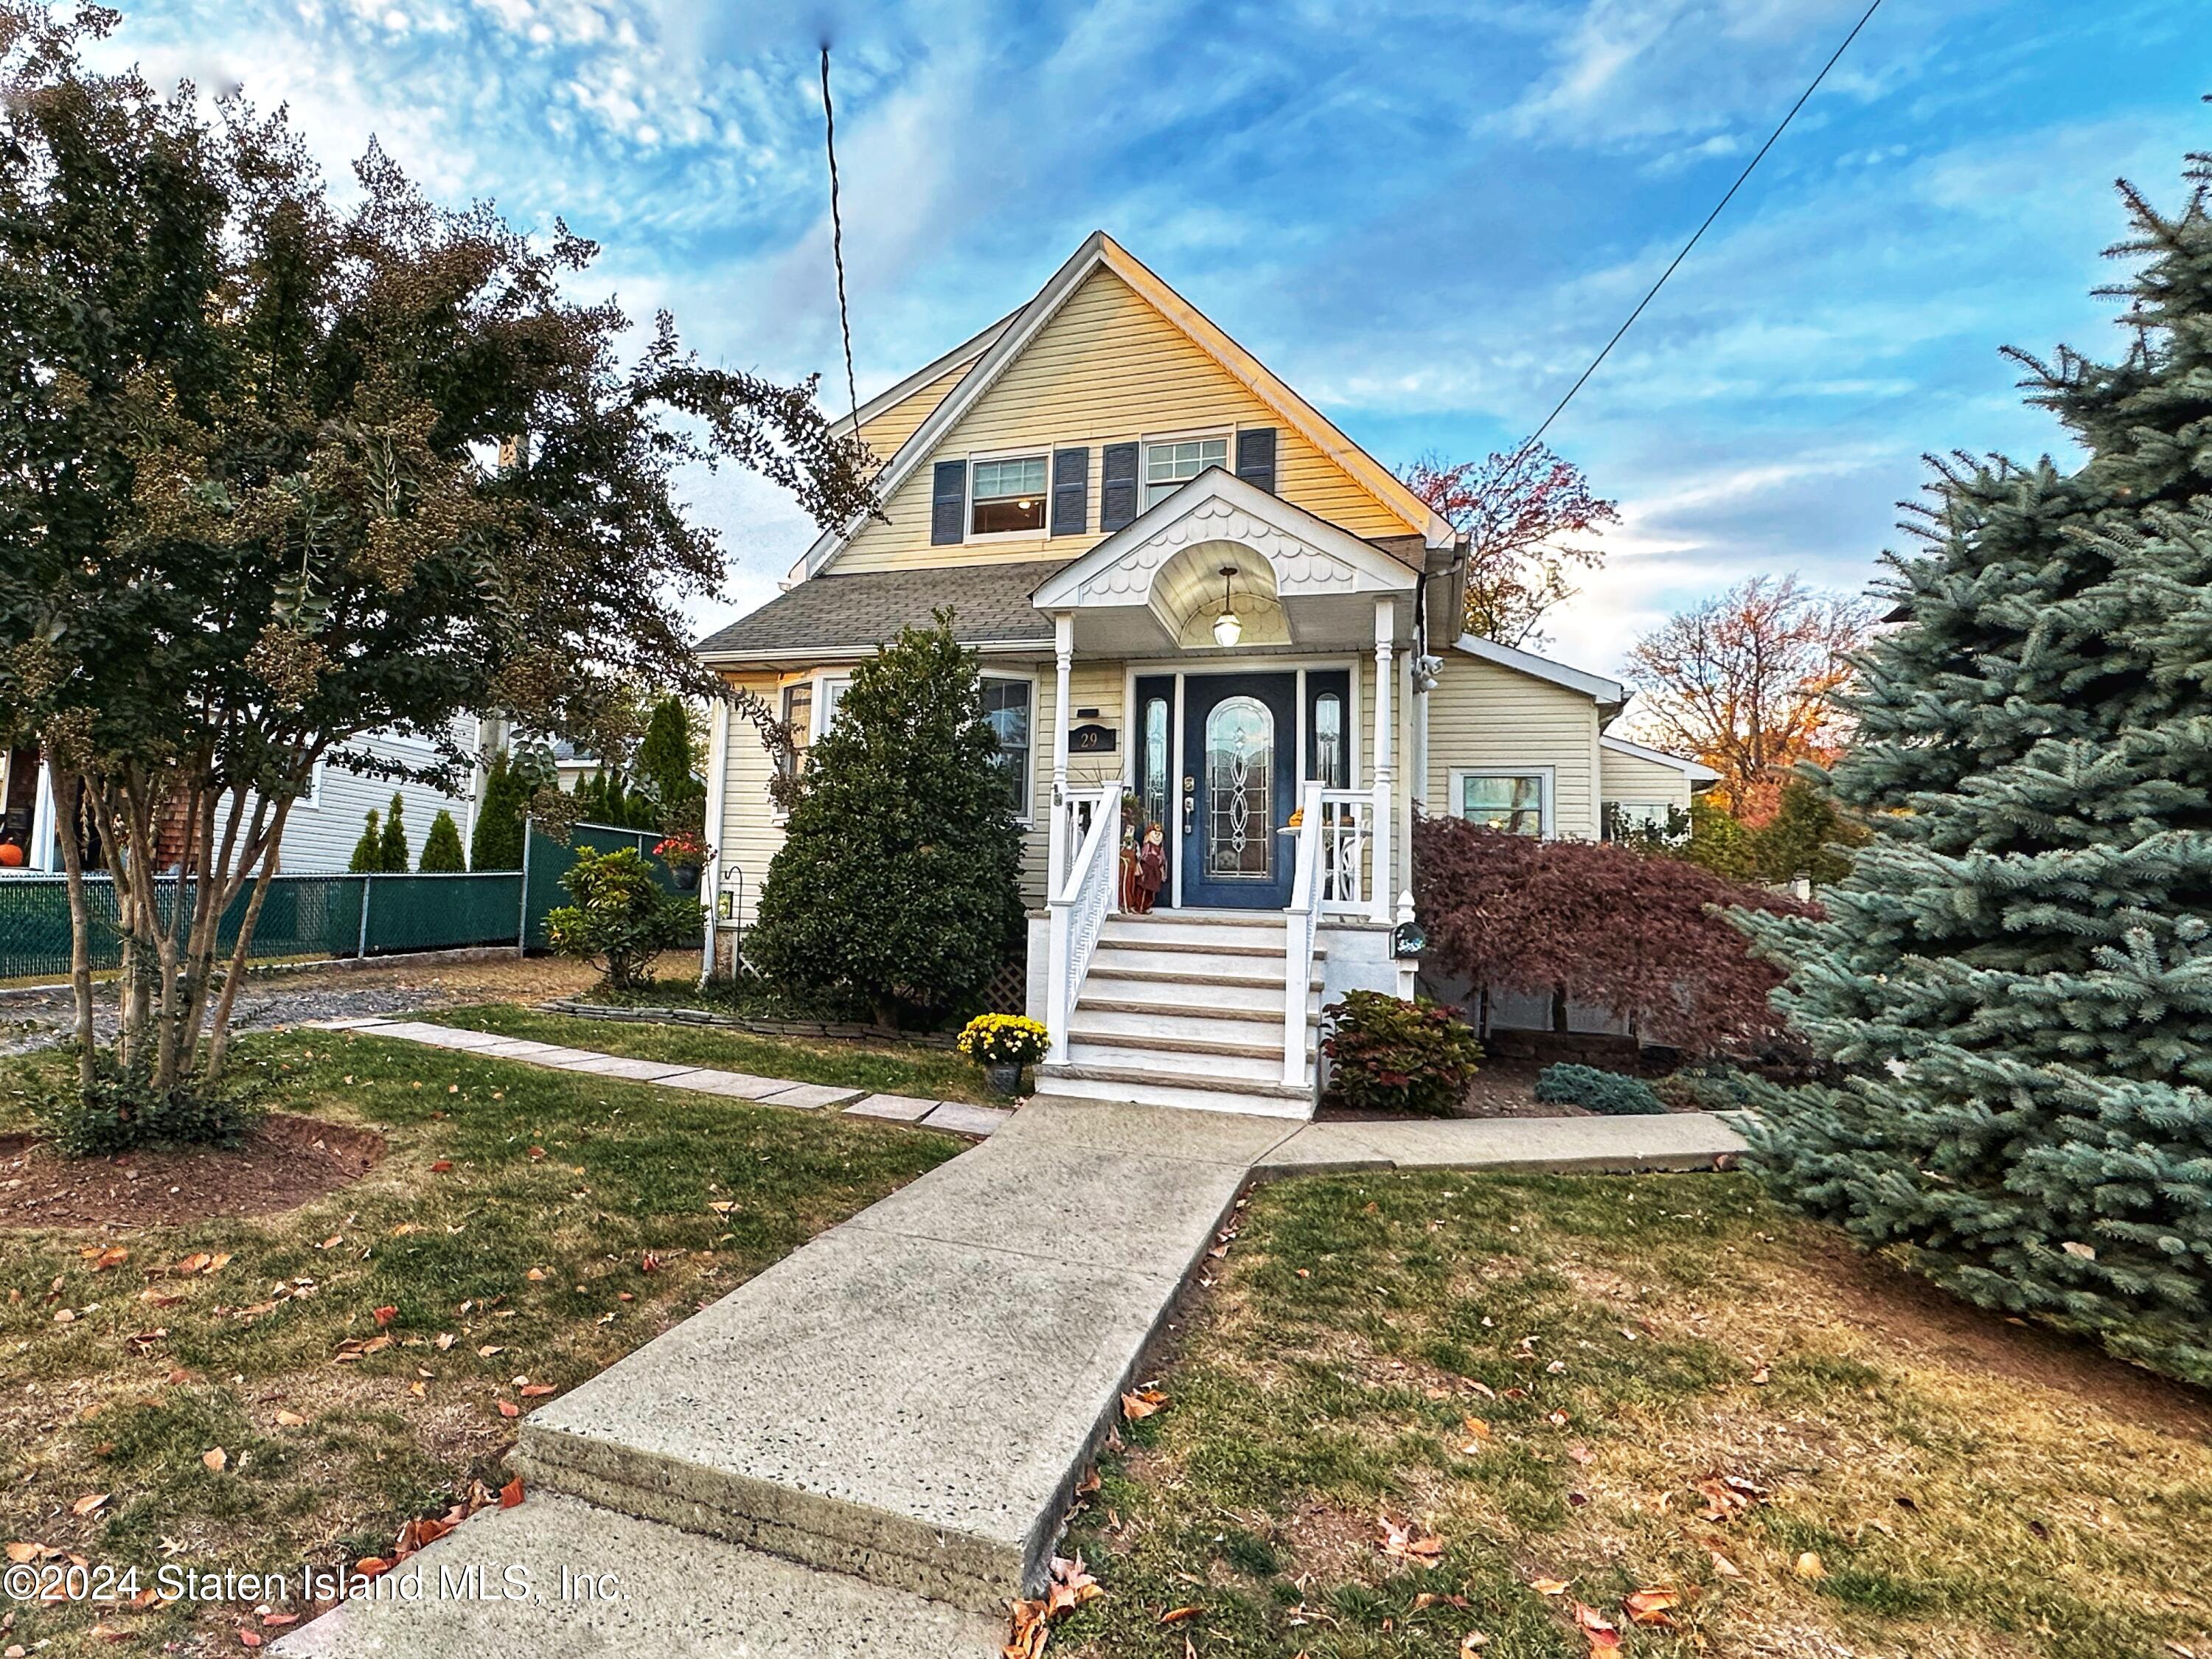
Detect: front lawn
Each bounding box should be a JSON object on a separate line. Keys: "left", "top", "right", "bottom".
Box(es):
{"left": 1061, "top": 1171, "right": 2212, "bottom": 1659}
{"left": 422, "top": 1002, "right": 1004, "bottom": 1103}
{"left": 0, "top": 1029, "right": 961, "bottom": 1655}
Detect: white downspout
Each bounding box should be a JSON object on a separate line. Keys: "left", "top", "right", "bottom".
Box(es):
{"left": 698, "top": 692, "right": 732, "bottom": 983}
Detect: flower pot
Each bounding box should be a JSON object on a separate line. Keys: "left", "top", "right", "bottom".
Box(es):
{"left": 984, "top": 1062, "right": 1023, "bottom": 1096}
{"left": 669, "top": 864, "right": 700, "bottom": 892}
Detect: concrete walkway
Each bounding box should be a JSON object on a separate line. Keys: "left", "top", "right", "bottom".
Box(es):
{"left": 278, "top": 1088, "right": 1745, "bottom": 1658}
{"left": 318, "top": 1016, "right": 1015, "bottom": 1138}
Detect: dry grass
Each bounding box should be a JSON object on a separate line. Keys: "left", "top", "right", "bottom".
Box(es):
{"left": 0, "top": 1028, "right": 961, "bottom": 1656}
{"left": 1057, "top": 1172, "right": 2212, "bottom": 1659}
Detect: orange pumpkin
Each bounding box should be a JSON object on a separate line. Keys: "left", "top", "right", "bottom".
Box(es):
{"left": 0, "top": 842, "right": 24, "bottom": 867}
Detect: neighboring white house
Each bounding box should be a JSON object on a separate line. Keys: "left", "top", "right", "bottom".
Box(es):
{"left": 690, "top": 231, "right": 1717, "bottom": 1119}
{"left": 0, "top": 716, "right": 490, "bottom": 875}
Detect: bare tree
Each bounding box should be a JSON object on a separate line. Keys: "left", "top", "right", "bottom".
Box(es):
{"left": 1625, "top": 574, "right": 1878, "bottom": 819}
{"left": 1402, "top": 443, "right": 1618, "bottom": 649}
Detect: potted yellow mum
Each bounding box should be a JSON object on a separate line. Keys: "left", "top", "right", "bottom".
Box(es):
{"left": 956, "top": 1013, "right": 1049, "bottom": 1096}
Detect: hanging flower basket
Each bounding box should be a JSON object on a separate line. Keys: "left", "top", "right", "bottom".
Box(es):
{"left": 653, "top": 832, "right": 710, "bottom": 890}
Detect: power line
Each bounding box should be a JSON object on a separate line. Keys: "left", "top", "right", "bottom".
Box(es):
{"left": 820, "top": 44, "right": 858, "bottom": 428}
{"left": 1520, "top": 0, "right": 1886, "bottom": 455}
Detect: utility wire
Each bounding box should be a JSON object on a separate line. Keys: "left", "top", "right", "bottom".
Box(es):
{"left": 821, "top": 44, "right": 859, "bottom": 428}
{"left": 1519, "top": 0, "right": 1886, "bottom": 454}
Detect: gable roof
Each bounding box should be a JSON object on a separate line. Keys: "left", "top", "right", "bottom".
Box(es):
{"left": 1599, "top": 734, "right": 1722, "bottom": 784}
{"left": 799, "top": 232, "right": 1454, "bottom": 579}
{"left": 827, "top": 308, "right": 1017, "bottom": 440}
{"left": 1452, "top": 633, "right": 1626, "bottom": 708}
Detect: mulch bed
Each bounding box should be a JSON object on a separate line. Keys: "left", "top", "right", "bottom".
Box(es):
{"left": 1318, "top": 1056, "right": 1596, "bottom": 1122}
{"left": 0, "top": 1113, "right": 383, "bottom": 1230}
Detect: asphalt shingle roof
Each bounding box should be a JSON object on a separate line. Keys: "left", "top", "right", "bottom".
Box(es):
{"left": 694, "top": 560, "right": 1069, "bottom": 661}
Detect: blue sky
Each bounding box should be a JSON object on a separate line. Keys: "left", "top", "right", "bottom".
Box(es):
{"left": 102, "top": 0, "right": 2210, "bottom": 673}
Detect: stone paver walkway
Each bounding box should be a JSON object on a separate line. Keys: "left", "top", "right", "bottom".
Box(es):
{"left": 318, "top": 1017, "right": 1014, "bottom": 1137}
{"left": 279, "top": 1089, "right": 1745, "bottom": 1658}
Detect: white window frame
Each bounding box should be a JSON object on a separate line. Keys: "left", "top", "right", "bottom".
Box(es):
{"left": 980, "top": 669, "right": 1037, "bottom": 825}
{"left": 965, "top": 448, "right": 1051, "bottom": 543}
{"left": 816, "top": 673, "right": 852, "bottom": 737}
{"left": 1604, "top": 799, "right": 1672, "bottom": 838}
{"left": 1450, "top": 766, "right": 1554, "bottom": 838}
{"left": 1140, "top": 427, "right": 1233, "bottom": 512}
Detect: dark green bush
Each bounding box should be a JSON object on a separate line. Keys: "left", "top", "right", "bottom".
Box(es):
{"left": 1321, "top": 991, "right": 1483, "bottom": 1118}
{"left": 1533, "top": 1062, "right": 1666, "bottom": 1116}
{"left": 417, "top": 809, "right": 466, "bottom": 872}
{"left": 42, "top": 1065, "right": 264, "bottom": 1157}
{"left": 543, "top": 845, "right": 697, "bottom": 990}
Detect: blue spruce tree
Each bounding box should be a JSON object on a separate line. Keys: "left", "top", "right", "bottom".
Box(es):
{"left": 1736, "top": 151, "right": 2212, "bottom": 1385}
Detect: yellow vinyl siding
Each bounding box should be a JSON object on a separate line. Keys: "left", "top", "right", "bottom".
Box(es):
{"left": 1425, "top": 655, "right": 1600, "bottom": 840}
{"left": 1599, "top": 748, "right": 1695, "bottom": 813}
{"left": 838, "top": 268, "right": 1419, "bottom": 572}
{"left": 856, "top": 361, "right": 975, "bottom": 465}
{"left": 712, "top": 671, "right": 793, "bottom": 930}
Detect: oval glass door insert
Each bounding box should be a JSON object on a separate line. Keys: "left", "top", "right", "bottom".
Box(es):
{"left": 1204, "top": 695, "right": 1273, "bottom": 880}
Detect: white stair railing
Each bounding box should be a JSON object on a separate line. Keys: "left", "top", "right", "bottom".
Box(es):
{"left": 1045, "top": 785, "right": 1121, "bottom": 1065}
{"left": 1284, "top": 781, "right": 1324, "bottom": 1085}
{"left": 1317, "top": 788, "right": 1371, "bottom": 913}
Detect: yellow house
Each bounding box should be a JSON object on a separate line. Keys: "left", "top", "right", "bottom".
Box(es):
{"left": 694, "top": 233, "right": 1714, "bottom": 1116}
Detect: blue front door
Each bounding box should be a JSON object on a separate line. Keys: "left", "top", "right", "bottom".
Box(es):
{"left": 1179, "top": 672, "right": 1298, "bottom": 910}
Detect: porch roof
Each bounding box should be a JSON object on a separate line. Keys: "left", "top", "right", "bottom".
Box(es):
{"left": 695, "top": 560, "right": 1070, "bottom": 666}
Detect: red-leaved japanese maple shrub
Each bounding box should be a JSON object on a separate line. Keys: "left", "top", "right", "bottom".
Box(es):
{"left": 1412, "top": 816, "right": 1815, "bottom": 1060}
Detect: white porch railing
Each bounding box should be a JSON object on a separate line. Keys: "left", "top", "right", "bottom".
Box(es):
{"left": 1317, "top": 788, "right": 1375, "bottom": 914}
{"left": 1284, "top": 782, "right": 1325, "bottom": 1084}
{"left": 1045, "top": 784, "right": 1121, "bottom": 1065}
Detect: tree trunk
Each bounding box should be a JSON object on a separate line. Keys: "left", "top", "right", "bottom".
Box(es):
{"left": 1551, "top": 981, "right": 1570, "bottom": 1034}
{"left": 204, "top": 796, "right": 293, "bottom": 1083}
{"left": 49, "top": 765, "right": 100, "bottom": 1094}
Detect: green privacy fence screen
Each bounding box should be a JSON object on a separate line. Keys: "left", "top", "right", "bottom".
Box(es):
{"left": 0, "top": 821, "right": 694, "bottom": 983}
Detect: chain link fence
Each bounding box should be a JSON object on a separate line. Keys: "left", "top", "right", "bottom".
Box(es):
{"left": 0, "top": 821, "right": 691, "bottom": 984}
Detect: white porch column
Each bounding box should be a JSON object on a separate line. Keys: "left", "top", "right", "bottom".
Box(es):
{"left": 1047, "top": 611, "right": 1074, "bottom": 893}
{"left": 1371, "top": 597, "right": 1394, "bottom": 924}
{"left": 697, "top": 694, "right": 731, "bottom": 983}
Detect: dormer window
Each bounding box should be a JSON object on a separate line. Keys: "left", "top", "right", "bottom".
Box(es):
{"left": 970, "top": 454, "right": 1048, "bottom": 536}
{"left": 1143, "top": 435, "right": 1228, "bottom": 509}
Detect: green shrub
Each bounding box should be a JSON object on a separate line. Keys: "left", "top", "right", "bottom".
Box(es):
{"left": 347, "top": 809, "right": 383, "bottom": 874}
{"left": 41, "top": 1065, "right": 264, "bottom": 1157}
{"left": 470, "top": 751, "right": 526, "bottom": 871}
{"left": 543, "top": 845, "right": 697, "bottom": 990}
{"left": 1533, "top": 1062, "right": 1666, "bottom": 1116}
{"left": 746, "top": 614, "right": 1023, "bottom": 1028}
{"left": 378, "top": 793, "right": 408, "bottom": 871}
{"left": 1321, "top": 991, "right": 1483, "bottom": 1118}
{"left": 417, "top": 809, "right": 466, "bottom": 872}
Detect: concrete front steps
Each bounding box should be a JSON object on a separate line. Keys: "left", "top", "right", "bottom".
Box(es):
{"left": 1037, "top": 911, "right": 1319, "bottom": 1118}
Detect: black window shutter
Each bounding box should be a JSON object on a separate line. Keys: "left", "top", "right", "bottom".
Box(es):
{"left": 1235, "top": 427, "right": 1277, "bottom": 494}
{"left": 1050, "top": 447, "right": 1090, "bottom": 537}
{"left": 1099, "top": 442, "right": 1140, "bottom": 532}
{"left": 930, "top": 459, "right": 968, "bottom": 544}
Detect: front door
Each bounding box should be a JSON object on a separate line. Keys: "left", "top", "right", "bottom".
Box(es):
{"left": 1179, "top": 672, "right": 1298, "bottom": 910}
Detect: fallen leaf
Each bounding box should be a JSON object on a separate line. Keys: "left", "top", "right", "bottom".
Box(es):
{"left": 519, "top": 1384, "right": 555, "bottom": 1398}
{"left": 260, "top": 1613, "right": 298, "bottom": 1629}
{"left": 525, "top": 1268, "right": 546, "bottom": 1282}
{"left": 1794, "top": 1551, "right": 1827, "bottom": 1581}
{"left": 372, "top": 1305, "right": 397, "bottom": 1328}
{"left": 72, "top": 1493, "right": 109, "bottom": 1517}
{"left": 201, "top": 1448, "right": 227, "bottom": 1473}
{"left": 1574, "top": 1601, "right": 1622, "bottom": 1654}
{"left": 86, "top": 1625, "right": 137, "bottom": 1644}
{"left": 1528, "top": 1577, "right": 1571, "bottom": 1596}
{"left": 430, "top": 1161, "right": 454, "bottom": 1173}
{"left": 1377, "top": 1514, "right": 1444, "bottom": 1563}
{"left": 1461, "top": 1635, "right": 1490, "bottom": 1655}
{"left": 495, "top": 1399, "right": 520, "bottom": 1418}
{"left": 1121, "top": 1388, "right": 1167, "bottom": 1422}
{"left": 4, "top": 1542, "right": 41, "bottom": 1564}
{"left": 1707, "top": 1548, "right": 1742, "bottom": 1579}
{"left": 82, "top": 1246, "right": 128, "bottom": 1272}
{"left": 1160, "top": 1605, "right": 1201, "bottom": 1625}
{"left": 477, "top": 1344, "right": 505, "bottom": 1357}
{"left": 238, "top": 1630, "right": 262, "bottom": 1649}
{"left": 274, "top": 1411, "right": 306, "bottom": 1427}
{"left": 1624, "top": 1587, "right": 1680, "bottom": 1627}
{"left": 175, "top": 1253, "right": 212, "bottom": 1276}
{"left": 499, "top": 1478, "right": 525, "bottom": 1508}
